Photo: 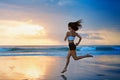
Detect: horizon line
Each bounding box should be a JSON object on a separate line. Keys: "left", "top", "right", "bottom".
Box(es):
{"left": 0, "top": 44, "right": 120, "bottom": 47}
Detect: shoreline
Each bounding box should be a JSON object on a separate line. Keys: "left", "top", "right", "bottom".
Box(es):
{"left": 0, "top": 55, "right": 120, "bottom": 80}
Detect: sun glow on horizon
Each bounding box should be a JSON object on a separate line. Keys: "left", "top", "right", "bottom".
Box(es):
{"left": 0, "top": 20, "right": 45, "bottom": 35}
{"left": 11, "top": 24, "right": 44, "bottom": 35}
{"left": 0, "top": 20, "right": 119, "bottom": 45}
{"left": 0, "top": 20, "right": 60, "bottom": 45}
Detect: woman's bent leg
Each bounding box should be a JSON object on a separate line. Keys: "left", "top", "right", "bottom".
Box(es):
{"left": 71, "top": 50, "right": 93, "bottom": 60}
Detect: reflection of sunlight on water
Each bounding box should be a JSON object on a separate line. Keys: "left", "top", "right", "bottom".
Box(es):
{"left": 0, "top": 56, "right": 120, "bottom": 80}
{"left": 0, "top": 56, "right": 58, "bottom": 79}
{"left": 25, "top": 68, "right": 40, "bottom": 78}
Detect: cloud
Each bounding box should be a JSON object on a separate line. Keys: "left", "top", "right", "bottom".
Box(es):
{"left": 57, "top": 0, "right": 75, "bottom": 6}
{"left": 0, "top": 20, "right": 61, "bottom": 45}
{"left": 0, "top": 0, "right": 120, "bottom": 45}
{"left": 79, "top": 29, "right": 120, "bottom": 45}
{"left": 0, "top": 0, "right": 76, "bottom": 9}
{"left": 81, "top": 32, "right": 104, "bottom": 40}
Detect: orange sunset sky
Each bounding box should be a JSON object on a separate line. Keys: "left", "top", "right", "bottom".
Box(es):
{"left": 0, "top": 0, "right": 120, "bottom": 45}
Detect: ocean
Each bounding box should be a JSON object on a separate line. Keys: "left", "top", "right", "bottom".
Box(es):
{"left": 0, "top": 45, "right": 120, "bottom": 80}
{"left": 0, "top": 45, "right": 120, "bottom": 56}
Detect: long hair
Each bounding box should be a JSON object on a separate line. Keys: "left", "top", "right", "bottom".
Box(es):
{"left": 68, "top": 19, "right": 82, "bottom": 31}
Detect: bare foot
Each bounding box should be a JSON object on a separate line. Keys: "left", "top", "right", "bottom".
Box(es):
{"left": 86, "top": 54, "right": 93, "bottom": 57}
{"left": 61, "top": 69, "right": 67, "bottom": 73}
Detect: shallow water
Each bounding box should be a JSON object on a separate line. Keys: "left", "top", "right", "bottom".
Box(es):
{"left": 0, "top": 55, "right": 120, "bottom": 80}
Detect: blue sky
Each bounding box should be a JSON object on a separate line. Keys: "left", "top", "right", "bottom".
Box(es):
{"left": 0, "top": 0, "right": 120, "bottom": 45}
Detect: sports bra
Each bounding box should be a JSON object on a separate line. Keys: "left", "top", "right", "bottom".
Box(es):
{"left": 68, "top": 36, "right": 75, "bottom": 41}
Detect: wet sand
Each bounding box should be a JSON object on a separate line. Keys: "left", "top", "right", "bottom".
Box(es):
{"left": 0, "top": 55, "right": 120, "bottom": 80}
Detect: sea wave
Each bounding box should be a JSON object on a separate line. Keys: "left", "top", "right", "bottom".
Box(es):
{"left": 0, "top": 46, "right": 120, "bottom": 53}
{"left": 0, "top": 47, "right": 68, "bottom": 52}
{"left": 112, "top": 46, "right": 120, "bottom": 50}
{"left": 79, "top": 47, "right": 96, "bottom": 51}
{"left": 78, "top": 46, "right": 120, "bottom": 51}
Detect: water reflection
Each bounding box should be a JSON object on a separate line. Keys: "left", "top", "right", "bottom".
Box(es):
{"left": 0, "top": 55, "right": 120, "bottom": 80}
{"left": 0, "top": 56, "right": 60, "bottom": 80}
{"left": 61, "top": 75, "right": 67, "bottom": 80}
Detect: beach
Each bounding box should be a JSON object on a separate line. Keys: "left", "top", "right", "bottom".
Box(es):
{"left": 0, "top": 0, "right": 120, "bottom": 79}
{"left": 0, "top": 55, "right": 120, "bottom": 80}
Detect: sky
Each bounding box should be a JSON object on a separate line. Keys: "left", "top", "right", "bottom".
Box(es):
{"left": 0, "top": 0, "right": 120, "bottom": 45}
